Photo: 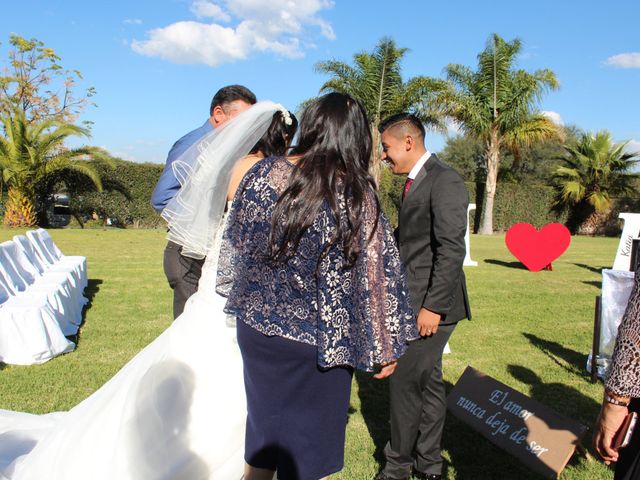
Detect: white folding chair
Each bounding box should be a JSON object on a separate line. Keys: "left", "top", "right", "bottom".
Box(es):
{"left": 30, "top": 229, "right": 87, "bottom": 290}
{"left": 0, "top": 271, "right": 11, "bottom": 307}
{"left": 13, "top": 234, "right": 86, "bottom": 297}
{"left": 0, "top": 241, "right": 81, "bottom": 336}
{"left": 11, "top": 237, "right": 88, "bottom": 328}
{"left": 0, "top": 279, "right": 75, "bottom": 365}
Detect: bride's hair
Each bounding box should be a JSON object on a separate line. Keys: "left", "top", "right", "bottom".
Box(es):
{"left": 249, "top": 110, "right": 298, "bottom": 157}
{"left": 268, "top": 92, "right": 379, "bottom": 267}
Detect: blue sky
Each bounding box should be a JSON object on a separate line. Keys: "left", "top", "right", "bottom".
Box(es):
{"left": 2, "top": 0, "right": 639, "bottom": 164}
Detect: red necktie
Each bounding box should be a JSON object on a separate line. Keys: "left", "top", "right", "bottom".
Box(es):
{"left": 402, "top": 178, "right": 413, "bottom": 200}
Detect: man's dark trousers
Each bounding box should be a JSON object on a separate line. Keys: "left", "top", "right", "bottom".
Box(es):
{"left": 163, "top": 241, "right": 205, "bottom": 319}
{"left": 383, "top": 323, "right": 455, "bottom": 477}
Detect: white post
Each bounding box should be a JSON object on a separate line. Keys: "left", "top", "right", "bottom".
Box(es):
{"left": 446, "top": 203, "right": 477, "bottom": 356}
{"left": 464, "top": 203, "right": 478, "bottom": 267}
{"left": 613, "top": 213, "right": 640, "bottom": 271}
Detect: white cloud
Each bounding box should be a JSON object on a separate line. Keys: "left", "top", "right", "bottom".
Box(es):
{"left": 605, "top": 53, "right": 640, "bottom": 69}
{"left": 123, "top": 18, "right": 143, "bottom": 25}
{"left": 625, "top": 139, "right": 640, "bottom": 154}
{"left": 624, "top": 140, "right": 640, "bottom": 172}
{"left": 542, "top": 110, "right": 564, "bottom": 126}
{"left": 191, "top": 1, "right": 231, "bottom": 22}
{"left": 445, "top": 119, "right": 461, "bottom": 136}
{"left": 132, "top": 0, "right": 334, "bottom": 66}
{"left": 112, "top": 150, "right": 137, "bottom": 162}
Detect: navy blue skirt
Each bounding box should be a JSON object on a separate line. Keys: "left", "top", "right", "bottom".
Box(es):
{"left": 237, "top": 320, "right": 354, "bottom": 480}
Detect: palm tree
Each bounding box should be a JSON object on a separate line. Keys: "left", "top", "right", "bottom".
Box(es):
{"left": 314, "top": 37, "right": 446, "bottom": 180}
{"left": 553, "top": 131, "right": 639, "bottom": 233}
{"left": 437, "top": 33, "right": 562, "bottom": 234}
{"left": 0, "top": 107, "right": 111, "bottom": 226}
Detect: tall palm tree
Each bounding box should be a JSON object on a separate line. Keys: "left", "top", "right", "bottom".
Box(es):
{"left": 314, "top": 37, "right": 446, "bottom": 180}
{"left": 553, "top": 131, "right": 639, "bottom": 233}
{"left": 0, "top": 107, "right": 111, "bottom": 226}
{"left": 437, "top": 33, "right": 562, "bottom": 234}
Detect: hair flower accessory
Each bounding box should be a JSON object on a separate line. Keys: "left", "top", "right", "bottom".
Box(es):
{"left": 275, "top": 103, "right": 293, "bottom": 126}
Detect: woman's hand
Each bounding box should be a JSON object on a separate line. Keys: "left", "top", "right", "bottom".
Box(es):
{"left": 593, "top": 401, "right": 629, "bottom": 464}
{"left": 374, "top": 361, "right": 397, "bottom": 379}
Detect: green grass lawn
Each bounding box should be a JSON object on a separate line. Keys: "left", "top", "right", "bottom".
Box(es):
{"left": 0, "top": 228, "right": 616, "bottom": 479}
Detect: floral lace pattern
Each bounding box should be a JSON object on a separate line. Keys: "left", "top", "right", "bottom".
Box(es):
{"left": 217, "top": 156, "right": 418, "bottom": 371}
{"left": 606, "top": 268, "right": 640, "bottom": 398}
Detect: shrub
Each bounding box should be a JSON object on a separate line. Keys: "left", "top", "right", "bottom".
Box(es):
{"left": 66, "top": 159, "right": 164, "bottom": 228}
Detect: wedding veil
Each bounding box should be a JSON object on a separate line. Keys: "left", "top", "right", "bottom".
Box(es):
{"left": 161, "top": 101, "right": 283, "bottom": 259}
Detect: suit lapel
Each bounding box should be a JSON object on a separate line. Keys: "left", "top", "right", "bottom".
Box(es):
{"left": 403, "top": 154, "right": 437, "bottom": 202}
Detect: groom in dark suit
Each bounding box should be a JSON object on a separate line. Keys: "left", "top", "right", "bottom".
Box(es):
{"left": 376, "top": 114, "right": 471, "bottom": 480}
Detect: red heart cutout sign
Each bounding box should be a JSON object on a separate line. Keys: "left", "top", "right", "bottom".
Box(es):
{"left": 505, "top": 223, "right": 571, "bottom": 272}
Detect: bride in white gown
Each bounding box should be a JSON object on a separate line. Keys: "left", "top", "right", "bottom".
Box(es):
{"left": 0, "top": 102, "right": 296, "bottom": 480}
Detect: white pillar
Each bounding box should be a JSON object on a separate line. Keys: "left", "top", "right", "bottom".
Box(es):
{"left": 464, "top": 203, "right": 478, "bottom": 267}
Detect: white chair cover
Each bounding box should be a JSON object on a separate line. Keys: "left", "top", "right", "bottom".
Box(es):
{"left": 0, "top": 276, "right": 75, "bottom": 365}
{"left": 12, "top": 235, "right": 87, "bottom": 316}
{"left": 25, "top": 230, "right": 83, "bottom": 289}
{"left": 0, "top": 242, "right": 80, "bottom": 337}
{"left": 30, "top": 229, "right": 87, "bottom": 291}
{"left": 0, "top": 230, "right": 88, "bottom": 366}
{"left": 15, "top": 235, "right": 84, "bottom": 295}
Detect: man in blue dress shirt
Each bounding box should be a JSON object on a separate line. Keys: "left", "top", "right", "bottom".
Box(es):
{"left": 151, "top": 85, "right": 256, "bottom": 318}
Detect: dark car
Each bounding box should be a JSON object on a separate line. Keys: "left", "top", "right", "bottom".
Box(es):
{"left": 46, "top": 193, "right": 71, "bottom": 227}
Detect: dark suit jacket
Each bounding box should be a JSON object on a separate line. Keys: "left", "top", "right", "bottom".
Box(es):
{"left": 397, "top": 154, "right": 471, "bottom": 324}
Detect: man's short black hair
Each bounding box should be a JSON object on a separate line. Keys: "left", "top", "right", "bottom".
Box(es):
{"left": 210, "top": 85, "right": 257, "bottom": 115}
{"left": 378, "top": 113, "right": 425, "bottom": 138}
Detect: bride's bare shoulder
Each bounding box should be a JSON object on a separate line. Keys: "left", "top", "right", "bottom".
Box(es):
{"left": 227, "top": 153, "right": 264, "bottom": 200}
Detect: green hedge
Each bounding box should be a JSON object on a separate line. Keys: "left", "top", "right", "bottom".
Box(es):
{"left": 378, "top": 165, "right": 635, "bottom": 235}
{"left": 36, "top": 159, "right": 638, "bottom": 234}
{"left": 69, "top": 159, "right": 164, "bottom": 228}
{"left": 467, "top": 182, "right": 568, "bottom": 232}
{"left": 469, "top": 182, "right": 638, "bottom": 235}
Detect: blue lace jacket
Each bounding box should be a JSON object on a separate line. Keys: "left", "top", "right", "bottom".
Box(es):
{"left": 217, "top": 156, "right": 418, "bottom": 371}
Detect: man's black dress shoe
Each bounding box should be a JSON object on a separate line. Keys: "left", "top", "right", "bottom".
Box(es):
{"left": 373, "top": 471, "right": 407, "bottom": 480}
{"left": 412, "top": 473, "right": 441, "bottom": 480}
{"left": 374, "top": 469, "right": 441, "bottom": 480}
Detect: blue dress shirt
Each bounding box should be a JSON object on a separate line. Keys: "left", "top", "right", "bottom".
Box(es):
{"left": 151, "top": 119, "right": 214, "bottom": 213}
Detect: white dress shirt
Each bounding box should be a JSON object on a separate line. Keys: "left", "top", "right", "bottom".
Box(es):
{"left": 408, "top": 150, "right": 432, "bottom": 180}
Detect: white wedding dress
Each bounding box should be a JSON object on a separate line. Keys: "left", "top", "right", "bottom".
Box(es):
{"left": 0, "top": 207, "right": 246, "bottom": 480}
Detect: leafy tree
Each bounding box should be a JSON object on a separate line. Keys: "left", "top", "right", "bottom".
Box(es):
{"left": 438, "top": 134, "right": 486, "bottom": 183}
{"left": 437, "top": 33, "right": 562, "bottom": 234}
{"left": 552, "top": 130, "right": 639, "bottom": 233}
{"left": 0, "top": 35, "right": 95, "bottom": 124}
{"left": 507, "top": 124, "right": 581, "bottom": 182}
{"left": 314, "top": 37, "right": 446, "bottom": 180}
{"left": 0, "top": 107, "right": 111, "bottom": 226}
{"left": 440, "top": 125, "right": 582, "bottom": 185}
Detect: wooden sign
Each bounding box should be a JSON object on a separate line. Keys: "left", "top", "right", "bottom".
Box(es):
{"left": 447, "top": 366, "right": 587, "bottom": 479}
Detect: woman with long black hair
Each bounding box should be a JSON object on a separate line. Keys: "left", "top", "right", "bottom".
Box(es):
{"left": 217, "top": 92, "right": 418, "bottom": 480}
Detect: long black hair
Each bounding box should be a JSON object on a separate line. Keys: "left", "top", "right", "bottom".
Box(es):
{"left": 250, "top": 110, "right": 298, "bottom": 157}
{"left": 269, "top": 92, "right": 379, "bottom": 266}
